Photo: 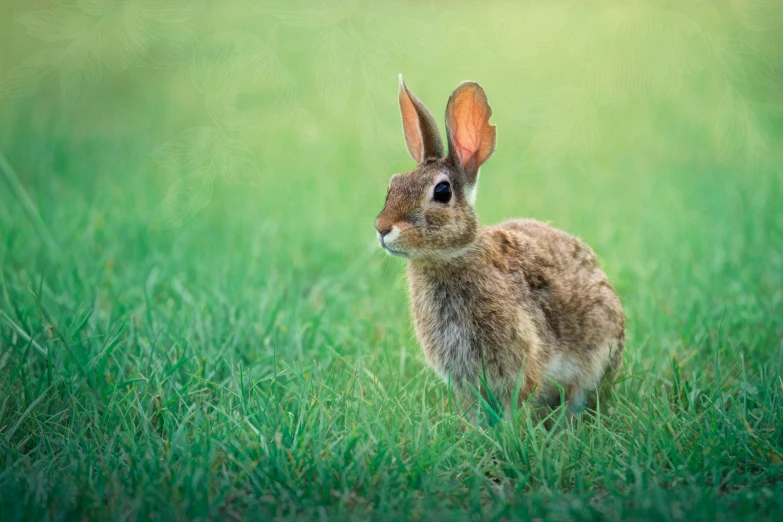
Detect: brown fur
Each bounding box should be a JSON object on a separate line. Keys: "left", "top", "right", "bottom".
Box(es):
{"left": 376, "top": 78, "right": 625, "bottom": 417}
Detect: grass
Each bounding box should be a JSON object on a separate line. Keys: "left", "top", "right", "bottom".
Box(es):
{"left": 1, "top": 0, "right": 783, "bottom": 520}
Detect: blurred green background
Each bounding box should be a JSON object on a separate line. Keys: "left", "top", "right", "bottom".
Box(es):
{"left": 1, "top": 0, "right": 783, "bottom": 520}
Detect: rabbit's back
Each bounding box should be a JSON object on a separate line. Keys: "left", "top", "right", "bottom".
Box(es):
{"left": 492, "top": 219, "right": 624, "bottom": 404}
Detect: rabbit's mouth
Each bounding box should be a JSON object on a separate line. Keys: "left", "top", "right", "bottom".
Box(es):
{"left": 377, "top": 226, "right": 409, "bottom": 257}
{"left": 383, "top": 246, "right": 408, "bottom": 258}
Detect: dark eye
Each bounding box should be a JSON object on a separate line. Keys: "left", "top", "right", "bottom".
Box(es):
{"left": 433, "top": 181, "right": 452, "bottom": 203}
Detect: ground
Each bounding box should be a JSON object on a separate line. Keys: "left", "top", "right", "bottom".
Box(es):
{"left": 1, "top": 1, "right": 782, "bottom": 520}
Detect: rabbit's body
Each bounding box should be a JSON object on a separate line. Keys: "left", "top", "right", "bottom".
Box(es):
{"left": 376, "top": 77, "right": 624, "bottom": 415}
{"left": 407, "top": 218, "right": 624, "bottom": 412}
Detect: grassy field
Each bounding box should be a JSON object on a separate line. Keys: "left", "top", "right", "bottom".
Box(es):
{"left": 2, "top": 0, "right": 783, "bottom": 520}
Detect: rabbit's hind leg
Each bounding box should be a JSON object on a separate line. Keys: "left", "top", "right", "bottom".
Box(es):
{"left": 567, "top": 386, "right": 587, "bottom": 414}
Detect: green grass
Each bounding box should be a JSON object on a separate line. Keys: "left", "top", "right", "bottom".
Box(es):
{"left": 2, "top": 1, "right": 783, "bottom": 520}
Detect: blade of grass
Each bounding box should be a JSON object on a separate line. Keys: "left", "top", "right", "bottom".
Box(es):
{"left": 0, "top": 151, "right": 60, "bottom": 260}
{"left": 0, "top": 310, "right": 48, "bottom": 359}
{"left": 1, "top": 382, "right": 56, "bottom": 445}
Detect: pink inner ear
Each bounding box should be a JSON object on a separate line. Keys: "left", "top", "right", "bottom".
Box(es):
{"left": 455, "top": 97, "right": 477, "bottom": 164}
{"left": 454, "top": 116, "right": 478, "bottom": 166}
{"left": 400, "top": 88, "right": 424, "bottom": 163}
{"left": 448, "top": 85, "right": 492, "bottom": 168}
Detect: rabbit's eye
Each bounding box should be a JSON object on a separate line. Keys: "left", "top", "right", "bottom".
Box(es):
{"left": 433, "top": 181, "right": 452, "bottom": 203}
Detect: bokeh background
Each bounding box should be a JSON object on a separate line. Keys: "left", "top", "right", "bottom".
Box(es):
{"left": 1, "top": 0, "right": 782, "bottom": 520}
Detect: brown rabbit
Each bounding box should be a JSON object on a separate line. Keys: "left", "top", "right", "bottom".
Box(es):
{"left": 375, "top": 76, "right": 625, "bottom": 418}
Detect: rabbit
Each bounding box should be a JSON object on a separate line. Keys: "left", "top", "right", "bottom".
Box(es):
{"left": 374, "top": 76, "right": 625, "bottom": 420}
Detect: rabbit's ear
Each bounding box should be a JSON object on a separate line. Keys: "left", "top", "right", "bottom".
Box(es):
{"left": 445, "top": 82, "right": 496, "bottom": 184}
{"left": 399, "top": 75, "right": 444, "bottom": 164}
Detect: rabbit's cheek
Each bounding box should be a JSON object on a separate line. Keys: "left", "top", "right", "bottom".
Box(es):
{"left": 425, "top": 210, "right": 450, "bottom": 228}
{"left": 422, "top": 210, "right": 453, "bottom": 243}
{"left": 401, "top": 227, "right": 426, "bottom": 250}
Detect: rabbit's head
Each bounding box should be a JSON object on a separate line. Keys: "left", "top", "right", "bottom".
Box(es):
{"left": 375, "top": 76, "right": 496, "bottom": 260}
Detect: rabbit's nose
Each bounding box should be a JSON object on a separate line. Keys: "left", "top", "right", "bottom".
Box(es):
{"left": 375, "top": 218, "right": 392, "bottom": 238}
